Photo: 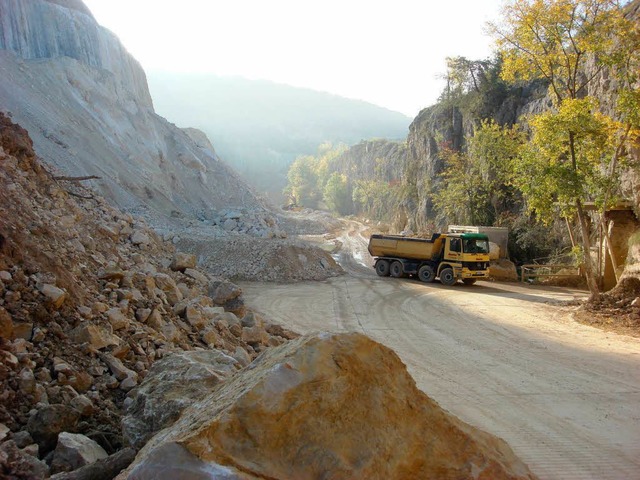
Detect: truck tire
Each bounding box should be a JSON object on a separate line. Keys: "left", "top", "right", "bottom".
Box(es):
{"left": 418, "top": 265, "right": 435, "bottom": 283}
{"left": 439, "top": 267, "right": 457, "bottom": 286}
{"left": 390, "top": 261, "right": 404, "bottom": 278}
{"left": 462, "top": 278, "right": 477, "bottom": 286}
{"left": 375, "top": 260, "right": 390, "bottom": 277}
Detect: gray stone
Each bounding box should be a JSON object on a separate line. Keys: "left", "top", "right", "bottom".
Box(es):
{"left": 27, "top": 404, "right": 80, "bottom": 453}
{"left": 106, "top": 308, "right": 129, "bottom": 331}
{"left": 11, "top": 430, "right": 33, "bottom": 449}
{"left": 99, "top": 353, "right": 138, "bottom": 382}
{"left": 170, "top": 252, "right": 197, "bottom": 272}
{"left": 231, "top": 346, "right": 252, "bottom": 367}
{"left": 70, "top": 324, "right": 120, "bottom": 350}
{"left": 184, "top": 268, "right": 208, "bottom": 284}
{"left": 50, "top": 432, "right": 108, "bottom": 474}
{"left": 0, "top": 441, "right": 48, "bottom": 479}
{"left": 38, "top": 284, "right": 67, "bottom": 308}
{"left": 208, "top": 279, "right": 242, "bottom": 305}
{"left": 130, "top": 230, "right": 151, "bottom": 246}
{"left": 18, "top": 367, "right": 36, "bottom": 394}
{"left": 122, "top": 350, "right": 238, "bottom": 449}
{"left": 0, "top": 423, "right": 9, "bottom": 442}
{"left": 70, "top": 395, "right": 94, "bottom": 416}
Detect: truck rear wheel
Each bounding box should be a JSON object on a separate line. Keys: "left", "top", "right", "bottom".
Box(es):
{"left": 375, "top": 260, "right": 390, "bottom": 276}
{"left": 462, "top": 278, "right": 477, "bottom": 286}
{"left": 418, "top": 265, "right": 435, "bottom": 283}
{"left": 390, "top": 261, "right": 404, "bottom": 278}
{"left": 439, "top": 267, "right": 457, "bottom": 286}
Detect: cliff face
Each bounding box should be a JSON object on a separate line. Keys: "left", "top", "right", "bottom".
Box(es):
{"left": 0, "top": 0, "right": 150, "bottom": 106}
{"left": 0, "top": 0, "right": 262, "bottom": 221}
{"left": 330, "top": 139, "right": 406, "bottom": 182}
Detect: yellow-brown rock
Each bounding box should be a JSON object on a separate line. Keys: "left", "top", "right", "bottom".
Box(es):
{"left": 122, "top": 333, "right": 537, "bottom": 480}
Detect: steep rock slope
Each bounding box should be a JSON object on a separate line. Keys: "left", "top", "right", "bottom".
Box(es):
{"left": 0, "top": 0, "right": 262, "bottom": 222}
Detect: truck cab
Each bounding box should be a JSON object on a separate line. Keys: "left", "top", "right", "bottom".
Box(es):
{"left": 442, "top": 233, "right": 490, "bottom": 284}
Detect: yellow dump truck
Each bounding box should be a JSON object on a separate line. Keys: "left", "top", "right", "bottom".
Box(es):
{"left": 368, "top": 233, "right": 490, "bottom": 285}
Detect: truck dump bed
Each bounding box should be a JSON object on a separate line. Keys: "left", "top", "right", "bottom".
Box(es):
{"left": 368, "top": 234, "right": 444, "bottom": 261}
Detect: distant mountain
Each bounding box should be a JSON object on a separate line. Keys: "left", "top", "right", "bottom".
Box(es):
{"left": 147, "top": 72, "right": 411, "bottom": 201}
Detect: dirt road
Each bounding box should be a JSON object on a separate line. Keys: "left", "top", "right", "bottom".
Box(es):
{"left": 240, "top": 224, "right": 640, "bottom": 480}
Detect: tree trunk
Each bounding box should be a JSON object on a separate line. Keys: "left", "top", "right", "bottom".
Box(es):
{"left": 568, "top": 131, "right": 600, "bottom": 299}
{"left": 576, "top": 199, "right": 600, "bottom": 299}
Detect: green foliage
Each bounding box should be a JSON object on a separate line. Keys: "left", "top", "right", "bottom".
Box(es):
{"left": 283, "top": 143, "right": 351, "bottom": 214}
{"left": 352, "top": 179, "right": 402, "bottom": 221}
{"left": 323, "top": 173, "right": 351, "bottom": 215}
{"left": 512, "top": 98, "right": 614, "bottom": 220}
{"left": 505, "top": 212, "right": 569, "bottom": 263}
{"left": 490, "top": 0, "right": 640, "bottom": 295}
{"left": 490, "top": 0, "right": 625, "bottom": 104}
{"left": 437, "top": 55, "right": 507, "bottom": 119}
{"left": 284, "top": 155, "right": 321, "bottom": 208}
{"left": 431, "top": 120, "right": 525, "bottom": 227}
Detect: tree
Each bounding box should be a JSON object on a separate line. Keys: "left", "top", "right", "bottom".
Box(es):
{"left": 431, "top": 120, "right": 525, "bottom": 227}
{"left": 284, "top": 155, "right": 321, "bottom": 207}
{"left": 323, "top": 172, "right": 351, "bottom": 215}
{"left": 489, "top": 0, "right": 639, "bottom": 298}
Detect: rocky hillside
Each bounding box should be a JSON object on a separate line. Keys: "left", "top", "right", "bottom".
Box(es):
{"left": 0, "top": 113, "right": 298, "bottom": 477}
{"left": 0, "top": 0, "right": 262, "bottom": 223}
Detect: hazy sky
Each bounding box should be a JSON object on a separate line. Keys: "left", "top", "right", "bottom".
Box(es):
{"left": 84, "top": 0, "right": 504, "bottom": 117}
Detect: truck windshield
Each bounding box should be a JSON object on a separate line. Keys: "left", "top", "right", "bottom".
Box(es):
{"left": 462, "top": 239, "right": 490, "bottom": 254}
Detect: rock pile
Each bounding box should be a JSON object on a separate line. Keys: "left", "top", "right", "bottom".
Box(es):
{"left": 177, "top": 235, "right": 343, "bottom": 282}
{"left": 0, "top": 113, "right": 297, "bottom": 478}
{"left": 119, "top": 333, "right": 538, "bottom": 480}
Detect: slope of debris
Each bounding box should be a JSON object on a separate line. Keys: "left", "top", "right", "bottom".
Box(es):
{"left": 0, "top": 114, "right": 297, "bottom": 477}
{"left": 575, "top": 277, "right": 640, "bottom": 337}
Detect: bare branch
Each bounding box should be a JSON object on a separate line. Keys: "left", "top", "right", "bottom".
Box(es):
{"left": 53, "top": 175, "right": 101, "bottom": 182}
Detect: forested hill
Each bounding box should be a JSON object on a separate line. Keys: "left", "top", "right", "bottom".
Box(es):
{"left": 147, "top": 72, "right": 410, "bottom": 199}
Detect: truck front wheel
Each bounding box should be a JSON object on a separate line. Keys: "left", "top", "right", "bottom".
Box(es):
{"left": 375, "top": 260, "right": 390, "bottom": 276}
{"left": 418, "top": 265, "right": 435, "bottom": 283}
{"left": 439, "top": 268, "right": 457, "bottom": 286}
{"left": 390, "top": 261, "right": 404, "bottom": 278}
{"left": 462, "top": 278, "right": 477, "bottom": 286}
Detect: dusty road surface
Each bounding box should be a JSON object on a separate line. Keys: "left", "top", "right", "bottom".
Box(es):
{"left": 241, "top": 223, "right": 640, "bottom": 480}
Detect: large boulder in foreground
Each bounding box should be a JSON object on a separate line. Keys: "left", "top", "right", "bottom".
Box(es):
{"left": 119, "top": 333, "right": 536, "bottom": 479}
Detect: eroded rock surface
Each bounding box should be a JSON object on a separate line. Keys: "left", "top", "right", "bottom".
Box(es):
{"left": 121, "top": 333, "right": 537, "bottom": 480}
{"left": 122, "top": 350, "right": 240, "bottom": 450}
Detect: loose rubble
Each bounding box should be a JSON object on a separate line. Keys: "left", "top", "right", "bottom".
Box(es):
{"left": 0, "top": 113, "right": 298, "bottom": 477}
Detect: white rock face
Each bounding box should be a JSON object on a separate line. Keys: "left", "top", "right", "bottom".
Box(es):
{"left": 0, "top": 0, "right": 262, "bottom": 222}
{"left": 0, "top": 0, "right": 152, "bottom": 106}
